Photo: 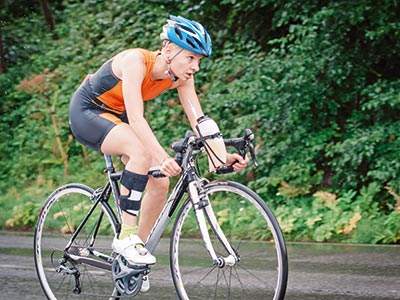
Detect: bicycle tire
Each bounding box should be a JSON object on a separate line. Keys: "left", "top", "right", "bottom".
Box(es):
{"left": 170, "top": 180, "right": 288, "bottom": 300}
{"left": 34, "top": 183, "right": 121, "bottom": 299}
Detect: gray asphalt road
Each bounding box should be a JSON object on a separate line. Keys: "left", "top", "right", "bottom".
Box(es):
{"left": 0, "top": 232, "right": 399, "bottom": 299}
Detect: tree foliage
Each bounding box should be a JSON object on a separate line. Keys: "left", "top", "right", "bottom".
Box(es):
{"left": 0, "top": 0, "right": 399, "bottom": 243}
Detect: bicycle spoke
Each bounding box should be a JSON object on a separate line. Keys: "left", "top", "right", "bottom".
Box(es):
{"left": 34, "top": 184, "right": 118, "bottom": 299}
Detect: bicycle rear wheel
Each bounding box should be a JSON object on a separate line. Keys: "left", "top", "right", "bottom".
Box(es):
{"left": 170, "top": 180, "right": 288, "bottom": 300}
{"left": 34, "top": 183, "right": 121, "bottom": 299}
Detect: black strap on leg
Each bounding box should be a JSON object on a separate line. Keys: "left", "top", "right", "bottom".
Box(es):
{"left": 119, "top": 170, "right": 148, "bottom": 216}
{"left": 119, "top": 195, "right": 142, "bottom": 216}
{"left": 120, "top": 170, "right": 148, "bottom": 191}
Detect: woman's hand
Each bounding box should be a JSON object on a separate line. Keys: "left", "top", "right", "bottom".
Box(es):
{"left": 226, "top": 153, "right": 249, "bottom": 172}
{"left": 160, "top": 157, "right": 182, "bottom": 177}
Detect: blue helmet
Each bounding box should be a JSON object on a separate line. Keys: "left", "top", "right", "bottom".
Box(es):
{"left": 161, "top": 15, "right": 212, "bottom": 57}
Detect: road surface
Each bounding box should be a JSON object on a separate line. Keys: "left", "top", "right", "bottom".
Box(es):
{"left": 0, "top": 232, "right": 399, "bottom": 299}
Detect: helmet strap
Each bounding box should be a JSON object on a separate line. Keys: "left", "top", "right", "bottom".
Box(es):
{"left": 162, "top": 41, "right": 183, "bottom": 82}
{"left": 165, "top": 64, "right": 178, "bottom": 82}
{"left": 167, "top": 47, "right": 183, "bottom": 61}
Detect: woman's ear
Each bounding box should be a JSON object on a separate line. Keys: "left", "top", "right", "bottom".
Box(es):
{"left": 163, "top": 42, "right": 173, "bottom": 56}
{"left": 164, "top": 46, "right": 171, "bottom": 56}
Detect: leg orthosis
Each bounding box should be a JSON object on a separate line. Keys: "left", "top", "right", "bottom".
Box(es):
{"left": 119, "top": 170, "right": 148, "bottom": 216}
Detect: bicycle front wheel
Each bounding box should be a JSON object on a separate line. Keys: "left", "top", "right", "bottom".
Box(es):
{"left": 34, "top": 183, "right": 120, "bottom": 300}
{"left": 170, "top": 180, "right": 288, "bottom": 300}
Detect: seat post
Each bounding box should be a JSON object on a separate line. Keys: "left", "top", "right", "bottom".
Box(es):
{"left": 104, "top": 154, "right": 115, "bottom": 174}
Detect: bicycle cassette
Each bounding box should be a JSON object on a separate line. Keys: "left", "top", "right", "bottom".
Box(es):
{"left": 112, "top": 254, "right": 150, "bottom": 296}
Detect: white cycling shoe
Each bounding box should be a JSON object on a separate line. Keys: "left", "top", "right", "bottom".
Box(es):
{"left": 141, "top": 275, "right": 150, "bottom": 293}
{"left": 112, "top": 234, "right": 156, "bottom": 265}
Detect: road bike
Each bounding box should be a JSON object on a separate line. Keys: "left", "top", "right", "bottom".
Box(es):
{"left": 34, "top": 128, "right": 288, "bottom": 299}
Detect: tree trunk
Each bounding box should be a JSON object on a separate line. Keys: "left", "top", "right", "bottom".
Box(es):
{"left": 0, "top": 27, "right": 6, "bottom": 73}
{"left": 39, "top": 0, "right": 58, "bottom": 39}
{"left": 46, "top": 95, "right": 69, "bottom": 175}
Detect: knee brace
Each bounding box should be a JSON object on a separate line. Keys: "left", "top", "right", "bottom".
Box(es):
{"left": 119, "top": 170, "right": 148, "bottom": 216}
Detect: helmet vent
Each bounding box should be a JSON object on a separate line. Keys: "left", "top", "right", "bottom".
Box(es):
{"left": 174, "top": 26, "right": 182, "bottom": 39}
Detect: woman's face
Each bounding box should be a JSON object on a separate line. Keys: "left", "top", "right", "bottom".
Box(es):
{"left": 171, "top": 49, "right": 203, "bottom": 80}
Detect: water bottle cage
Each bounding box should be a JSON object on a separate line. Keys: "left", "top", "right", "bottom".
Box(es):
{"left": 198, "top": 132, "right": 223, "bottom": 141}
{"left": 197, "top": 132, "right": 226, "bottom": 169}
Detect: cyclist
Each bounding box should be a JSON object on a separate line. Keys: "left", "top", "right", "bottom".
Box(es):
{"left": 69, "top": 15, "right": 248, "bottom": 281}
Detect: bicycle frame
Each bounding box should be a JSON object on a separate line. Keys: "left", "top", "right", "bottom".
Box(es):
{"left": 63, "top": 135, "right": 240, "bottom": 272}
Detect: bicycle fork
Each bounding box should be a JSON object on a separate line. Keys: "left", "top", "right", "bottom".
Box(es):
{"left": 188, "top": 181, "right": 239, "bottom": 267}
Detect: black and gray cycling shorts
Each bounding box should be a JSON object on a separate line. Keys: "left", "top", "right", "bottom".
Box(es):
{"left": 69, "top": 78, "right": 128, "bottom": 152}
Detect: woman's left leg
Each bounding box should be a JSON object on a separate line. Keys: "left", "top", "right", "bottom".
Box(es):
{"left": 138, "top": 176, "right": 170, "bottom": 242}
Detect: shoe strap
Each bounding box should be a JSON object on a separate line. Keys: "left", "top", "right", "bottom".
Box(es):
{"left": 128, "top": 235, "right": 149, "bottom": 254}
{"left": 128, "top": 234, "right": 144, "bottom": 245}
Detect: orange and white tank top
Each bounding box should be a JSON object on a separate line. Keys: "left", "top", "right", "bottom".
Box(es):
{"left": 88, "top": 48, "right": 172, "bottom": 112}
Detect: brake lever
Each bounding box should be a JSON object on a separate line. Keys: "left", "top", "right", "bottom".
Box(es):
{"left": 243, "top": 129, "right": 258, "bottom": 167}
{"left": 247, "top": 139, "right": 258, "bottom": 167}
{"left": 216, "top": 129, "right": 258, "bottom": 175}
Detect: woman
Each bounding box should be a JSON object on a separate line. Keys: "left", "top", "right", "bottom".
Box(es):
{"left": 69, "top": 15, "right": 248, "bottom": 269}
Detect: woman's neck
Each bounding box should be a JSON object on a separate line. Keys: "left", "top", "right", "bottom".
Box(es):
{"left": 151, "top": 51, "right": 169, "bottom": 81}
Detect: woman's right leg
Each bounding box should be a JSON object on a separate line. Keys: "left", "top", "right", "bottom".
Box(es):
{"left": 101, "top": 123, "right": 150, "bottom": 226}
{"left": 100, "top": 123, "right": 156, "bottom": 265}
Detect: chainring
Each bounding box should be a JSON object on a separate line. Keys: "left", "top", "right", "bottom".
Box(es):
{"left": 111, "top": 254, "right": 150, "bottom": 296}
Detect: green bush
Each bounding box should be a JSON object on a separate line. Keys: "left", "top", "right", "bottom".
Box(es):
{"left": 0, "top": 0, "right": 399, "bottom": 243}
